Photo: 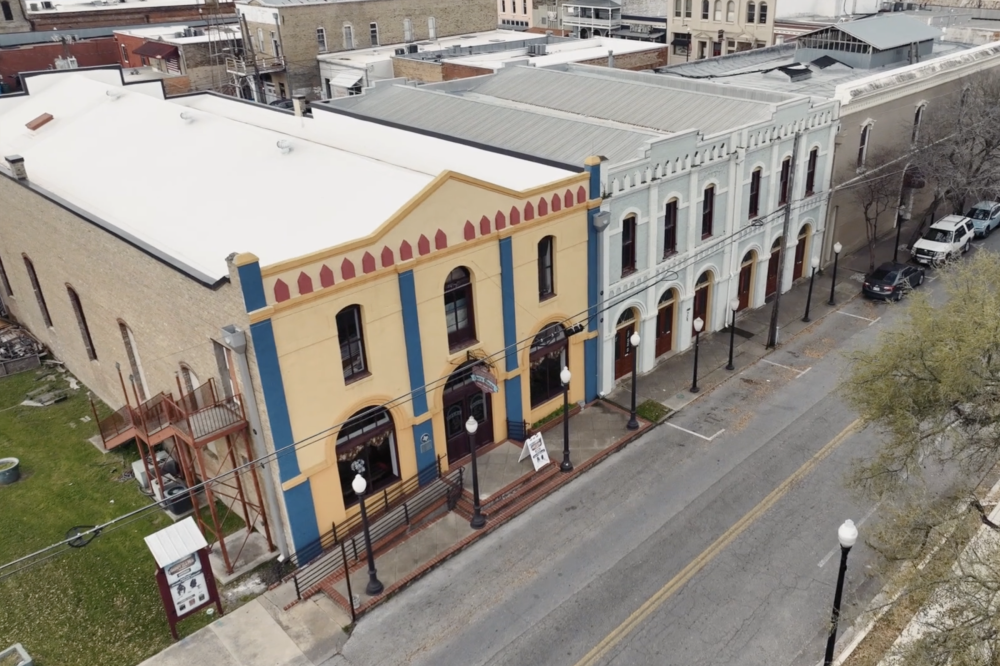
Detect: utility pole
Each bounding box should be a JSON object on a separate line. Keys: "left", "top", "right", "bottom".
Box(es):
{"left": 766, "top": 130, "right": 801, "bottom": 349}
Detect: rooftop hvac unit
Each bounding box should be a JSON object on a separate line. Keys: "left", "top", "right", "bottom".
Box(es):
{"left": 131, "top": 450, "right": 172, "bottom": 491}
{"left": 407, "top": 43, "right": 418, "bottom": 53}
{"left": 394, "top": 47, "right": 405, "bottom": 55}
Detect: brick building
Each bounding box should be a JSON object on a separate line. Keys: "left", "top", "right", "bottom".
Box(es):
{"left": 115, "top": 23, "right": 242, "bottom": 94}
{"left": 232, "top": 0, "right": 496, "bottom": 102}
{"left": 0, "top": 36, "right": 119, "bottom": 92}
{"left": 0, "top": 0, "right": 234, "bottom": 35}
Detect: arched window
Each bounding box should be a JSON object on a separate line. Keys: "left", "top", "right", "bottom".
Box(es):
{"left": 674, "top": 0, "right": 682, "bottom": 17}
{"left": 336, "top": 304, "right": 368, "bottom": 382}
{"left": 179, "top": 363, "right": 199, "bottom": 395}
{"left": 614, "top": 308, "right": 638, "bottom": 380}
{"left": 444, "top": 267, "right": 476, "bottom": 350}
{"left": 693, "top": 271, "right": 711, "bottom": 332}
{"left": 713, "top": 0, "right": 721, "bottom": 20}
{"left": 778, "top": 156, "right": 792, "bottom": 205}
{"left": 403, "top": 18, "right": 413, "bottom": 42}
{"left": 529, "top": 323, "right": 567, "bottom": 407}
{"left": 343, "top": 23, "right": 354, "bottom": 50}
{"left": 684, "top": 0, "right": 691, "bottom": 17}
{"left": 336, "top": 406, "right": 399, "bottom": 506}
{"left": 749, "top": 168, "right": 762, "bottom": 218}
{"left": 858, "top": 123, "right": 871, "bottom": 169}
{"left": 746, "top": 1, "right": 755, "bottom": 23}
{"left": 66, "top": 286, "right": 96, "bottom": 360}
{"left": 428, "top": 16, "right": 437, "bottom": 39}
{"left": 758, "top": 1, "right": 768, "bottom": 22}
{"left": 22, "top": 255, "right": 51, "bottom": 328}
{"left": 119, "top": 320, "right": 148, "bottom": 401}
{"left": 726, "top": 0, "right": 735, "bottom": 21}
{"left": 701, "top": 0, "right": 709, "bottom": 18}
{"left": 621, "top": 215, "right": 637, "bottom": 276}
{"left": 1, "top": 1, "right": 13, "bottom": 21}
{"left": 0, "top": 252, "right": 12, "bottom": 297}
{"left": 538, "top": 236, "right": 555, "bottom": 300}
{"left": 701, "top": 185, "right": 715, "bottom": 238}
{"left": 806, "top": 148, "right": 819, "bottom": 194}
{"left": 656, "top": 289, "right": 676, "bottom": 357}
{"left": 664, "top": 199, "right": 678, "bottom": 257}
{"left": 912, "top": 104, "right": 925, "bottom": 144}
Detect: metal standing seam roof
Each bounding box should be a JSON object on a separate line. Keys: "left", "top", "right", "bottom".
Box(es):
{"left": 814, "top": 14, "right": 942, "bottom": 51}
{"left": 461, "top": 66, "right": 778, "bottom": 135}
{"left": 326, "top": 84, "right": 661, "bottom": 165}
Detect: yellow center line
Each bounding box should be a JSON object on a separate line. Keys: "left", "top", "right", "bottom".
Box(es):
{"left": 574, "top": 418, "right": 862, "bottom": 666}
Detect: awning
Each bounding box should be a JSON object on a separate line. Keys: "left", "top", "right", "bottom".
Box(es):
{"left": 132, "top": 41, "right": 179, "bottom": 59}
{"left": 671, "top": 33, "right": 691, "bottom": 46}
{"left": 330, "top": 70, "right": 364, "bottom": 89}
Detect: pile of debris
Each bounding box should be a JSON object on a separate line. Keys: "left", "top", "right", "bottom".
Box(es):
{"left": 0, "top": 322, "right": 45, "bottom": 377}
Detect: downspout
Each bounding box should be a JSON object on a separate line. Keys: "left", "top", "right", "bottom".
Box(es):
{"left": 220, "top": 324, "right": 290, "bottom": 561}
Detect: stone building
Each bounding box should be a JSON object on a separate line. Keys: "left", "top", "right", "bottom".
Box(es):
{"left": 231, "top": 0, "right": 496, "bottom": 102}
{"left": 665, "top": 0, "right": 774, "bottom": 64}
{"left": 325, "top": 63, "right": 839, "bottom": 396}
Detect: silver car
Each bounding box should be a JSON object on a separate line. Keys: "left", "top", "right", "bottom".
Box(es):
{"left": 965, "top": 201, "right": 1000, "bottom": 237}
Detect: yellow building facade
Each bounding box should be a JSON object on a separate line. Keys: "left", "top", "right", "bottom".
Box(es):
{"left": 234, "top": 166, "right": 599, "bottom": 548}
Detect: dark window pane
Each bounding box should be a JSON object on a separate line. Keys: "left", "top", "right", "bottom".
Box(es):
{"left": 336, "top": 306, "right": 368, "bottom": 381}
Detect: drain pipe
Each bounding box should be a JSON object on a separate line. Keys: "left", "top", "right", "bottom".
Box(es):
{"left": 221, "top": 324, "right": 290, "bottom": 561}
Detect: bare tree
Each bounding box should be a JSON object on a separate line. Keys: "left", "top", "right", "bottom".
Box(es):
{"left": 853, "top": 149, "right": 902, "bottom": 271}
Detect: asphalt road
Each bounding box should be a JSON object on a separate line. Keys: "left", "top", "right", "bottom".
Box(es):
{"left": 337, "top": 239, "right": 983, "bottom": 666}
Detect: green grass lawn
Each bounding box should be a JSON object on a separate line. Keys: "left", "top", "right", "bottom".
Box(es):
{"left": 0, "top": 369, "right": 241, "bottom": 666}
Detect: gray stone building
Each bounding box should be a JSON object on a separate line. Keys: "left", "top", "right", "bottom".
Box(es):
{"left": 323, "top": 64, "right": 838, "bottom": 395}
{"left": 232, "top": 0, "right": 496, "bottom": 101}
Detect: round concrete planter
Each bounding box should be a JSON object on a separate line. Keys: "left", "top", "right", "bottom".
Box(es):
{"left": 0, "top": 457, "right": 20, "bottom": 485}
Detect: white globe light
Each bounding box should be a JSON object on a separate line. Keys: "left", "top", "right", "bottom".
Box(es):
{"left": 730, "top": 298, "right": 740, "bottom": 312}
{"left": 693, "top": 317, "right": 704, "bottom": 332}
{"left": 560, "top": 366, "right": 571, "bottom": 385}
{"left": 811, "top": 256, "right": 820, "bottom": 269}
{"left": 834, "top": 242, "right": 843, "bottom": 254}
{"left": 352, "top": 473, "right": 367, "bottom": 496}
{"left": 630, "top": 332, "right": 640, "bottom": 347}
{"left": 465, "top": 415, "right": 478, "bottom": 435}
{"left": 838, "top": 519, "right": 858, "bottom": 548}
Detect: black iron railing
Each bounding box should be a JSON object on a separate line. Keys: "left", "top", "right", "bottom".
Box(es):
{"left": 507, "top": 420, "right": 531, "bottom": 443}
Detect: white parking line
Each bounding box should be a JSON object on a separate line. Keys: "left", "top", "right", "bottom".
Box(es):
{"left": 836, "top": 311, "right": 878, "bottom": 323}
{"left": 818, "top": 504, "right": 879, "bottom": 567}
{"left": 868, "top": 317, "right": 881, "bottom": 327}
{"left": 665, "top": 422, "right": 725, "bottom": 442}
{"left": 760, "top": 358, "right": 812, "bottom": 378}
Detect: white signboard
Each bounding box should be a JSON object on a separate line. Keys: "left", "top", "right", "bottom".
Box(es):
{"left": 518, "top": 433, "right": 550, "bottom": 472}
{"left": 165, "top": 553, "right": 209, "bottom": 616}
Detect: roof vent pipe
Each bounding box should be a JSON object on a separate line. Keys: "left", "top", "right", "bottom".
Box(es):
{"left": 276, "top": 139, "right": 293, "bottom": 154}
{"left": 292, "top": 94, "right": 306, "bottom": 117}
{"left": 608, "top": 49, "right": 614, "bottom": 68}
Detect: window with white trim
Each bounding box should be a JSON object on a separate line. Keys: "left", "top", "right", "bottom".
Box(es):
{"left": 858, "top": 122, "right": 871, "bottom": 169}
{"left": 369, "top": 21, "right": 379, "bottom": 46}
{"left": 317, "top": 27, "right": 327, "bottom": 52}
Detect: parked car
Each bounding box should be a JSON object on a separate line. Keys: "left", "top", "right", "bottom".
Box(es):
{"left": 965, "top": 201, "right": 1000, "bottom": 237}
{"left": 910, "top": 215, "right": 975, "bottom": 266}
{"left": 862, "top": 262, "right": 925, "bottom": 301}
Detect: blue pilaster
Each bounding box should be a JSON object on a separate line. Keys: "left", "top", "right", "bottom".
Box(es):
{"left": 498, "top": 236, "right": 524, "bottom": 427}
{"left": 236, "top": 260, "right": 267, "bottom": 313}
{"left": 398, "top": 271, "right": 436, "bottom": 484}
{"left": 504, "top": 376, "right": 523, "bottom": 426}
{"left": 584, "top": 160, "right": 602, "bottom": 403}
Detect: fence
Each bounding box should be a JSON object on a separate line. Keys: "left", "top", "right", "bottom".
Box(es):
{"left": 0, "top": 354, "right": 40, "bottom": 377}
{"left": 291, "top": 463, "right": 463, "bottom": 603}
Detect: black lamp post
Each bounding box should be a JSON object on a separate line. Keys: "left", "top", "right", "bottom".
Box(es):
{"left": 560, "top": 366, "right": 573, "bottom": 472}
{"left": 803, "top": 256, "right": 820, "bottom": 323}
{"left": 691, "top": 317, "right": 703, "bottom": 393}
{"left": 351, "top": 474, "right": 384, "bottom": 596}
{"left": 626, "top": 331, "right": 641, "bottom": 430}
{"left": 828, "top": 242, "right": 842, "bottom": 306}
{"left": 893, "top": 210, "right": 904, "bottom": 263}
{"left": 824, "top": 519, "right": 859, "bottom": 666}
{"left": 726, "top": 298, "right": 739, "bottom": 371}
{"left": 465, "top": 416, "right": 486, "bottom": 529}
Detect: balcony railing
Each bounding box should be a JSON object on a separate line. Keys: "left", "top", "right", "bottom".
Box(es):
{"left": 225, "top": 55, "right": 285, "bottom": 76}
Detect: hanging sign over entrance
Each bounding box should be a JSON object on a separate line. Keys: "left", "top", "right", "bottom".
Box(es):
{"left": 469, "top": 365, "right": 499, "bottom": 394}
{"left": 518, "top": 432, "right": 550, "bottom": 472}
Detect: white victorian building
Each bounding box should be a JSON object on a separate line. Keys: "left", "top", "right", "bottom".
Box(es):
{"left": 323, "top": 63, "right": 839, "bottom": 396}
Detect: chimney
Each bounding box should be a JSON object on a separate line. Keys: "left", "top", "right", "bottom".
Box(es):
{"left": 292, "top": 94, "right": 306, "bottom": 117}
{"left": 5, "top": 155, "right": 26, "bottom": 181}
{"left": 608, "top": 49, "right": 614, "bottom": 68}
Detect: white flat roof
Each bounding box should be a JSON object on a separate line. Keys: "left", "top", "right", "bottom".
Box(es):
{"left": 317, "top": 29, "right": 535, "bottom": 67}
{"left": 0, "top": 72, "right": 574, "bottom": 283}
{"left": 27, "top": 0, "right": 229, "bottom": 14}
{"left": 115, "top": 24, "right": 240, "bottom": 45}
{"left": 446, "top": 37, "right": 663, "bottom": 70}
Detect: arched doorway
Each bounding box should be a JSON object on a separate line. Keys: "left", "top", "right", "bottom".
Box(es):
{"left": 737, "top": 251, "right": 756, "bottom": 311}
{"left": 529, "top": 323, "right": 567, "bottom": 408}
{"left": 693, "top": 271, "right": 712, "bottom": 333}
{"left": 655, "top": 289, "right": 676, "bottom": 358}
{"left": 580, "top": 27, "right": 591, "bottom": 38}
{"left": 766, "top": 237, "right": 782, "bottom": 298}
{"left": 443, "top": 362, "right": 494, "bottom": 464}
{"left": 336, "top": 406, "right": 400, "bottom": 507}
{"left": 614, "top": 308, "right": 638, "bottom": 380}
{"left": 793, "top": 224, "right": 811, "bottom": 280}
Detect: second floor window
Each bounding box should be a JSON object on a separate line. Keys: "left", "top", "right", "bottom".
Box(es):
{"left": 749, "top": 168, "right": 762, "bottom": 218}
{"left": 702, "top": 0, "right": 709, "bottom": 19}
{"left": 778, "top": 157, "right": 791, "bottom": 205}
{"left": 317, "top": 27, "right": 327, "bottom": 52}
{"left": 343, "top": 24, "right": 354, "bottom": 49}
{"left": 336, "top": 305, "right": 368, "bottom": 382}
{"left": 912, "top": 105, "right": 925, "bottom": 144}
{"left": 621, "top": 216, "right": 637, "bottom": 276}
{"left": 0, "top": 253, "right": 12, "bottom": 297}
{"left": 444, "top": 267, "right": 476, "bottom": 350}
{"left": 664, "top": 199, "right": 678, "bottom": 256}
{"left": 428, "top": 16, "right": 437, "bottom": 39}
{"left": 67, "top": 286, "right": 97, "bottom": 360}
{"left": 726, "top": 0, "right": 735, "bottom": 21}
{"left": 858, "top": 123, "right": 871, "bottom": 169}
{"left": 403, "top": 18, "right": 413, "bottom": 42}
{"left": 23, "top": 255, "right": 51, "bottom": 327}
{"left": 369, "top": 21, "right": 379, "bottom": 46}
{"left": 747, "top": 1, "right": 755, "bottom": 22}
{"left": 701, "top": 186, "right": 715, "bottom": 239}
{"left": 806, "top": 148, "right": 818, "bottom": 194}
{"left": 759, "top": 1, "right": 768, "bottom": 22}
{"left": 538, "top": 236, "right": 555, "bottom": 300}
{"left": 714, "top": 0, "right": 721, "bottom": 21}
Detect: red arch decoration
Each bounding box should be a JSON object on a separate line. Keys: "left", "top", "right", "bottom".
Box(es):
{"left": 273, "top": 279, "right": 290, "bottom": 302}
{"left": 510, "top": 206, "right": 521, "bottom": 225}
{"left": 341, "top": 258, "right": 356, "bottom": 280}
{"left": 464, "top": 221, "right": 476, "bottom": 241}
{"left": 381, "top": 246, "right": 394, "bottom": 268}
{"left": 400, "top": 240, "right": 413, "bottom": 261}
{"left": 297, "top": 272, "right": 313, "bottom": 295}
{"left": 495, "top": 210, "right": 506, "bottom": 231}
{"left": 362, "top": 252, "right": 376, "bottom": 274}
{"left": 319, "top": 265, "right": 335, "bottom": 288}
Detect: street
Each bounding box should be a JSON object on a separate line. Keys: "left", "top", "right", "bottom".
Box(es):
{"left": 337, "top": 240, "right": 984, "bottom": 666}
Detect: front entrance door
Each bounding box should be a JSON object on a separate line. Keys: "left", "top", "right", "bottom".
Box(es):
{"left": 655, "top": 293, "right": 675, "bottom": 358}
{"left": 443, "top": 369, "right": 493, "bottom": 464}
{"left": 793, "top": 229, "right": 808, "bottom": 280}
{"left": 737, "top": 254, "right": 754, "bottom": 311}
{"left": 692, "top": 273, "right": 711, "bottom": 333}
{"left": 614, "top": 321, "right": 636, "bottom": 379}
{"left": 766, "top": 242, "right": 781, "bottom": 297}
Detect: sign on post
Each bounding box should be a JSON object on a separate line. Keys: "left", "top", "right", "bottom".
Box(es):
{"left": 518, "top": 432, "right": 550, "bottom": 472}
{"left": 145, "top": 517, "right": 224, "bottom": 640}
